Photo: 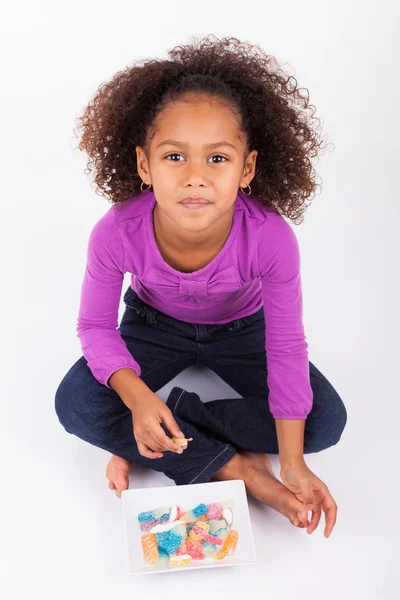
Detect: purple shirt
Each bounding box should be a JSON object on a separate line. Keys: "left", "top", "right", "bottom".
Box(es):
{"left": 76, "top": 190, "right": 313, "bottom": 419}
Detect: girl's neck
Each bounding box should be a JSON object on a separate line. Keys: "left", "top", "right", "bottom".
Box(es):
{"left": 153, "top": 203, "right": 234, "bottom": 273}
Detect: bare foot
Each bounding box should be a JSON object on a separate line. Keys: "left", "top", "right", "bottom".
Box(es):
{"left": 212, "top": 452, "right": 309, "bottom": 529}
{"left": 106, "top": 455, "right": 131, "bottom": 499}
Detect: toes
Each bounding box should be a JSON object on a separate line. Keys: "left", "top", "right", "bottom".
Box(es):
{"left": 116, "top": 473, "right": 129, "bottom": 491}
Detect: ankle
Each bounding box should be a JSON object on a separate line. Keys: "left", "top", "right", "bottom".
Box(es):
{"left": 211, "top": 453, "right": 244, "bottom": 482}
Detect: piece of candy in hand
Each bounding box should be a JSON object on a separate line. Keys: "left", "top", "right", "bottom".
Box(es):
{"left": 171, "top": 437, "right": 193, "bottom": 447}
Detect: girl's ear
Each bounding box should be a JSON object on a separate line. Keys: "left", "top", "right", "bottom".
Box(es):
{"left": 135, "top": 146, "right": 151, "bottom": 183}
{"left": 240, "top": 149, "right": 258, "bottom": 187}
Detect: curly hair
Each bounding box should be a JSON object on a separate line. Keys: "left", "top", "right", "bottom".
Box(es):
{"left": 73, "top": 34, "right": 331, "bottom": 224}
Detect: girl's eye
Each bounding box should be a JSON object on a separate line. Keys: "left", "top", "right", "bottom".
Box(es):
{"left": 165, "top": 153, "right": 228, "bottom": 163}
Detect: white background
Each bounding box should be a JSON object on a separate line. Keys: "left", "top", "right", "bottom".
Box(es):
{"left": 2, "top": 0, "right": 399, "bottom": 598}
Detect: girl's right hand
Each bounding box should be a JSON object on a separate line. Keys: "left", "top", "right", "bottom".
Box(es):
{"left": 130, "top": 391, "right": 186, "bottom": 459}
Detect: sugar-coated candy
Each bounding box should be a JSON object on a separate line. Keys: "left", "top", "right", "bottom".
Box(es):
{"left": 171, "top": 436, "right": 193, "bottom": 447}
{"left": 206, "top": 503, "right": 224, "bottom": 520}
{"left": 195, "top": 520, "right": 210, "bottom": 533}
{"left": 141, "top": 533, "right": 159, "bottom": 565}
{"left": 138, "top": 507, "right": 170, "bottom": 522}
{"left": 168, "top": 505, "right": 179, "bottom": 522}
{"left": 138, "top": 499, "right": 236, "bottom": 569}
{"left": 203, "top": 541, "right": 218, "bottom": 557}
{"left": 192, "top": 503, "right": 208, "bottom": 518}
{"left": 175, "top": 540, "right": 187, "bottom": 556}
{"left": 185, "top": 538, "right": 206, "bottom": 560}
{"left": 188, "top": 529, "right": 203, "bottom": 542}
{"left": 216, "top": 529, "right": 239, "bottom": 560}
{"left": 140, "top": 518, "right": 164, "bottom": 532}
{"left": 172, "top": 524, "right": 187, "bottom": 539}
{"left": 209, "top": 519, "right": 225, "bottom": 534}
{"left": 214, "top": 527, "right": 229, "bottom": 541}
{"left": 156, "top": 530, "right": 183, "bottom": 555}
{"left": 181, "top": 510, "right": 198, "bottom": 523}
{"left": 153, "top": 546, "right": 170, "bottom": 569}
{"left": 196, "top": 514, "right": 209, "bottom": 522}
{"left": 191, "top": 525, "right": 223, "bottom": 545}
{"left": 169, "top": 554, "right": 192, "bottom": 567}
{"left": 222, "top": 508, "right": 233, "bottom": 525}
{"left": 152, "top": 506, "right": 171, "bottom": 518}
{"left": 149, "top": 519, "right": 185, "bottom": 534}
{"left": 158, "top": 546, "right": 170, "bottom": 559}
{"left": 138, "top": 510, "right": 156, "bottom": 523}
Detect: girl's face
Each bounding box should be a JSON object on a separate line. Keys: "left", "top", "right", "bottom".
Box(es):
{"left": 135, "top": 95, "right": 257, "bottom": 235}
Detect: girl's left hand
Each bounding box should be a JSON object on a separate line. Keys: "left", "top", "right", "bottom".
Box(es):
{"left": 280, "top": 460, "right": 337, "bottom": 538}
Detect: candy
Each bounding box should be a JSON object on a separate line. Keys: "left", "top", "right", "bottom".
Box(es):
{"left": 192, "top": 503, "right": 208, "bottom": 518}
{"left": 175, "top": 540, "right": 187, "bottom": 556}
{"left": 171, "top": 437, "right": 193, "bottom": 447}
{"left": 154, "top": 546, "right": 170, "bottom": 567}
{"left": 216, "top": 529, "right": 239, "bottom": 560}
{"left": 140, "top": 518, "right": 164, "bottom": 532}
{"left": 222, "top": 508, "right": 233, "bottom": 525}
{"left": 169, "top": 554, "right": 192, "bottom": 567}
{"left": 203, "top": 541, "right": 218, "bottom": 557}
{"left": 156, "top": 530, "right": 183, "bottom": 555}
{"left": 207, "top": 503, "right": 224, "bottom": 520}
{"left": 188, "top": 529, "right": 203, "bottom": 542}
{"left": 196, "top": 514, "right": 209, "bottom": 522}
{"left": 141, "top": 533, "right": 159, "bottom": 565}
{"left": 138, "top": 510, "right": 156, "bottom": 523}
{"left": 153, "top": 506, "right": 171, "bottom": 518}
{"left": 149, "top": 519, "right": 186, "bottom": 534}
{"left": 172, "top": 524, "right": 187, "bottom": 539}
{"left": 138, "top": 507, "right": 170, "bottom": 522}
{"left": 214, "top": 527, "right": 229, "bottom": 541}
{"left": 195, "top": 520, "right": 210, "bottom": 533}
{"left": 209, "top": 519, "right": 226, "bottom": 534}
{"left": 139, "top": 499, "right": 237, "bottom": 568}
{"left": 185, "top": 538, "right": 205, "bottom": 560}
{"left": 181, "top": 511, "right": 198, "bottom": 523}
{"left": 168, "top": 505, "right": 179, "bottom": 522}
{"left": 191, "top": 525, "right": 223, "bottom": 545}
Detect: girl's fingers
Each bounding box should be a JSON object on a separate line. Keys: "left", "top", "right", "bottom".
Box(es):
{"left": 137, "top": 440, "right": 164, "bottom": 459}
{"left": 315, "top": 488, "right": 338, "bottom": 537}
{"left": 306, "top": 504, "right": 322, "bottom": 534}
{"left": 108, "top": 481, "right": 116, "bottom": 489}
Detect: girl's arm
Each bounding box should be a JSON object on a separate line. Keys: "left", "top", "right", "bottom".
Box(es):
{"left": 257, "top": 214, "right": 313, "bottom": 458}
{"left": 275, "top": 419, "right": 306, "bottom": 466}
{"left": 76, "top": 207, "right": 141, "bottom": 390}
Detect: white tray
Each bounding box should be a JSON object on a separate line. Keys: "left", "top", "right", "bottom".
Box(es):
{"left": 121, "top": 479, "right": 256, "bottom": 575}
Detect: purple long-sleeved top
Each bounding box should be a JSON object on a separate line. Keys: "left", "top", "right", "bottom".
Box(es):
{"left": 76, "top": 189, "right": 313, "bottom": 419}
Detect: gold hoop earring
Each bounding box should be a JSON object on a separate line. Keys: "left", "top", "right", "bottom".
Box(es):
{"left": 239, "top": 184, "right": 252, "bottom": 196}
{"left": 140, "top": 181, "right": 152, "bottom": 191}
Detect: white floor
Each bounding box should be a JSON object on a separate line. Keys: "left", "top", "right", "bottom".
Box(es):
{"left": 4, "top": 362, "right": 399, "bottom": 599}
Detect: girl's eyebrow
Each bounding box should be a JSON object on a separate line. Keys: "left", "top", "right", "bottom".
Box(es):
{"left": 156, "top": 140, "right": 237, "bottom": 150}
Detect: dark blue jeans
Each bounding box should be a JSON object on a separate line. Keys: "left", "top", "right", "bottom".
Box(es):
{"left": 55, "top": 286, "right": 347, "bottom": 486}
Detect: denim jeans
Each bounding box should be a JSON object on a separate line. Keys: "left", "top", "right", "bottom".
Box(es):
{"left": 55, "top": 286, "right": 347, "bottom": 486}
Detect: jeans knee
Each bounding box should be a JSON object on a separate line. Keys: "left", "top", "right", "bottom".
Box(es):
{"left": 54, "top": 374, "right": 75, "bottom": 433}
{"left": 305, "top": 390, "right": 348, "bottom": 453}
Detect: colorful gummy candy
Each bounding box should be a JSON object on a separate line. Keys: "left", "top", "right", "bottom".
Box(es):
{"left": 138, "top": 500, "right": 239, "bottom": 568}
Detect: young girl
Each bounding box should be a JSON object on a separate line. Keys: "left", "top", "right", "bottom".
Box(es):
{"left": 55, "top": 35, "right": 347, "bottom": 538}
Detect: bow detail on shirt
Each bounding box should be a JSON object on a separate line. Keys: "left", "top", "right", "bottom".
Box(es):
{"left": 142, "top": 265, "right": 242, "bottom": 299}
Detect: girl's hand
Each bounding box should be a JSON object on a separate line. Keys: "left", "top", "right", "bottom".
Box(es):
{"left": 130, "top": 391, "right": 187, "bottom": 459}
{"left": 280, "top": 459, "right": 337, "bottom": 538}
